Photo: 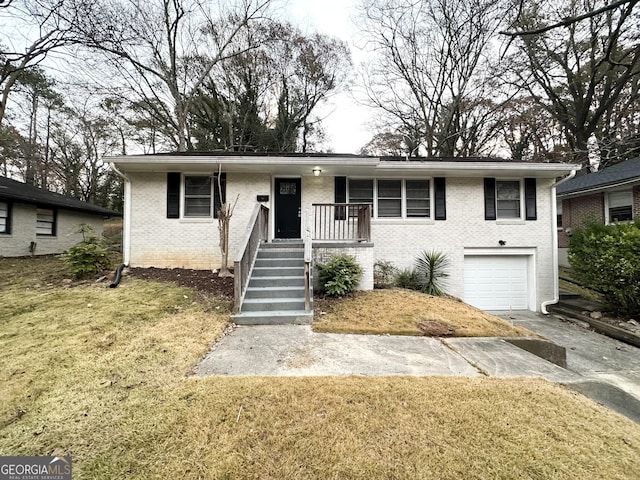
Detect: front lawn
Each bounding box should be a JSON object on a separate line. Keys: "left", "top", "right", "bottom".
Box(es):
{"left": 1, "top": 257, "right": 640, "bottom": 479}
{"left": 314, "top": 288, "right": 536, "bottom": 337}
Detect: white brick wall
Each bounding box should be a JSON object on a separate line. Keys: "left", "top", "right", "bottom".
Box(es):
{"left": 313, "top": 244, "right": 374, "bottom": 291}
{"left": 128, "top": 172, "right": 271, "bottom": 269}
{"left": 127, "top": 173, "right": 556, "bottom": 310}
{"left": 369, "top": 177, "right": 556, "bottom": 309}
{"left": 0, "top": 202, "right": 105, "bottom": 257}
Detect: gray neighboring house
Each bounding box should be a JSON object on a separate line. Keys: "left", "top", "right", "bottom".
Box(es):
{"left": 0, "top": 176, "right": 119, "bottom": 257}
{"left": 557, "top": 157, "right": 640, "bottom": 267}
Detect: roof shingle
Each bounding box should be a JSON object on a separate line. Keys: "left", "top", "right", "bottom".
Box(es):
{"left": 0, "top": 176, "right": 120, "bottom": 216}
{"left": 557, "top": 157, "right": 640, "bottom": 195}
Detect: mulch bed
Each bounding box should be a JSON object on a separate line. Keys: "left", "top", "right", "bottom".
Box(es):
{"left": 128, "top": 267, "right": 234, "bottom": 298}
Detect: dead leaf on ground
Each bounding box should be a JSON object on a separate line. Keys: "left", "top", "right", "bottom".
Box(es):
{"left": 417, "top": 318, "right": 454, "bottom": 337}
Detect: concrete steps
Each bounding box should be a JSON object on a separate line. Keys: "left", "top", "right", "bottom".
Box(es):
{"left": 233, "top": 241, "right": 313, "bottom": 325}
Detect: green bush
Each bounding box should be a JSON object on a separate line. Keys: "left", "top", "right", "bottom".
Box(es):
{"left": 395, "top": 268, "right": 420, "bottom": 290}
{"left": 374, "top": 260, "right": 397, "bottom": 289}
{"left": 414, "top": 250, "right": 449, "bottom": 296}
{"left": 61, "top": 237, "right": 112, "bottom": 278}
{"left": 317, "top": 254, "right": 363, "bottom": 297}
{"left": 568, "top": 221, "right": 640, "bottom": 316}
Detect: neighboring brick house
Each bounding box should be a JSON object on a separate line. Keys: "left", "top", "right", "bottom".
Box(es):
{"left": 0, "top": 176, "right": 119, "bottom": 257}
{"left": 110, "top": 153, "right": 578, "bottom": 313}
{"left": 557, "top": 157, "right": 640, "bottom": 267}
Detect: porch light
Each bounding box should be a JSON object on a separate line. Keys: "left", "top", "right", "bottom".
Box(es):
{"left": 313, "top": 167, "right": 322, "bottom": 176}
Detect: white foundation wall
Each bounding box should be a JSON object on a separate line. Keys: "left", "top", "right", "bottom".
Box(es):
{"left": 312, "top": 243, "right": 374, "bottom": 291}
{"left": 0, "top": 202, "right": 105, "bottom": 257}
{"left": 370, "top": 177, "right": 556, "bottom": 310}
{"left": 128, "top": 172, "right": 271, "bottom": 269}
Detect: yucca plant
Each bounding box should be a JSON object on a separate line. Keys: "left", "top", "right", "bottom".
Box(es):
{"left": 414, "top": 250, "right": 449, "bottom": 296}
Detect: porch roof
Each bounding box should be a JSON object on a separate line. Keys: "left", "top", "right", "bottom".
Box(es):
{"left": 108, "top": 152, "right": 579, "bottom": 179}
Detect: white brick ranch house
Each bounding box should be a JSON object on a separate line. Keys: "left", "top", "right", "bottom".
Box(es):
{"left": 109, "top": 152, "right": 578, "bottom": 320}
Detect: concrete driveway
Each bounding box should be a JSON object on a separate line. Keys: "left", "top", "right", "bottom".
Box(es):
{"left": 196, "top": 311, "right": 640, "bottom": 421}
{"left": 504, "top": 311, "right": 640, "bottom": 399}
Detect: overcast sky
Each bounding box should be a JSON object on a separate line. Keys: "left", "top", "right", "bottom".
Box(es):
{"left": 285, "top": 0, "right": 374, "bottom": 154}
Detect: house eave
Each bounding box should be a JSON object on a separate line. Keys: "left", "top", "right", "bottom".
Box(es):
{"left": 374, "top": 161, "right": 580, "bottom": 178}
{"left": 108, "top": 154, "right": 579, "bottom": 178}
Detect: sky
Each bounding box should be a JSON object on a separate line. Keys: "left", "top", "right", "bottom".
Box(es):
{"left": 284, "top": 0, "right": 374, "bottom": 154}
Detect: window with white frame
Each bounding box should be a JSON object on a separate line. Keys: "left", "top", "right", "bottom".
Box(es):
{"left": 377, "top": 179, "right": 402, "bottom": 217}
{"left": 348, "top": 178, "right": 431, "bottom": 219}
{"left": 0, "top": 201, "right": 9, "bottom": 233}
{"left": 36, "top": 208, "right": 56, "bottom": 235}
{"left": 496, "top": 180, "right": 521, "bottom": 219}
{"left": 607, "top": 190, "right": 633, "bottom": 223}
{"left": 348, "top": 179, "right": 373, "bottom": 205}
{"left": 184, "top": 175, "right": 212, "bottom": 217}
{"left": 556, "top": 200, "right": 563, "bottom": 229}
{"left": 406, "top": 180, "right": 430, "bottom": 217}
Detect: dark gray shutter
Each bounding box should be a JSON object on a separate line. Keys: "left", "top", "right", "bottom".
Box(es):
{"left": 4, "top": 201, "right": 12, "bottom": 234}
{"left": 434, "top": 177, "right": 446, "bottom": 220}
{"left": 51, "top": 209, "right": 57, "bottom": 236}
{"left": 525, "top": 178, "right": 537, "bottom": 220}
{"left": 484, "top": 178, "right": 496, "bottom": 220}
{"left": 166, "top": 172, "right": 180, "bottom": 218}
{"left": 335, "top": 176, "right": 346, "bottom": 220}
{"left": 214, "top": 172, "right": 227, "bottom": 219}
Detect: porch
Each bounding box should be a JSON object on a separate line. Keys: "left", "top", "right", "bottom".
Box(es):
{"left": 233, "top": 203, "right": 374, "bottom": 321}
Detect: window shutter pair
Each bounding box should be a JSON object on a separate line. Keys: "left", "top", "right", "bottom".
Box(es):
{"left": 484, "top": 178, "right": 536, "bottom": 220}
{"left": 334, "top": 177, "right": 446, "bottom": 220}
{"left": 166, "top": 172, "right": 226, "bottom": 218}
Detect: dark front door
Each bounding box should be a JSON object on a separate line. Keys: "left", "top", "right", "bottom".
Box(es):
{"left": 275, "top": 178, "right": 301, "bottom": 238}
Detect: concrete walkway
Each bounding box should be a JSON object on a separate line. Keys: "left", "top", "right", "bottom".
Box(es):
{"left": 197, "top": 325, "right": 480, "bottom": 377}
{"left": 196, "top": 311, "right": 640, "bottom": 422}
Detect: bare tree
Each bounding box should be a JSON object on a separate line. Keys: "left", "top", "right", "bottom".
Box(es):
{"left": 357, "top": 132, "right": 406, "bottom": 156}
{"left": 506, "top": 0, "right": 640, "bottom": 164}
{"left": 501, "top": 0, "right": 638, "bottom": 36}
{"left": 356, "top": 0, "right": 504, "bottom": 156}
{"left": 76, "top": 0, "right": 273, "bottom": 152}
{"left": 496, "top": 96, "right": 569, "bottom": 161}
{"left": 189, "top": 20, "right": 351, "bottom": 153}
{"left": 217, "top": 164, "right": 238, "bottom": 277}
{"left": 270, "top": 28, "right": 351, "bottom": 152}
{"left": 0, "top": 0, "right": 87, "bottom": 126}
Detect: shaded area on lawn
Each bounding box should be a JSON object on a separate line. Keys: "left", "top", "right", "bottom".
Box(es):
{"left": 314, "top": 289, "right": 537, "bottom": 337}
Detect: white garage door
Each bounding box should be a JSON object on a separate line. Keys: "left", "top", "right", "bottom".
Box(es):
{"left": 464, "top": 255, "right": 529, "bottom": 310}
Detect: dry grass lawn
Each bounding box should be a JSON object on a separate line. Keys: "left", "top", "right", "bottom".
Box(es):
{"left": 314, "top": 289, "right": 535, "bottom": 337}
{"left": 2, "top": 257, "right": 640, "bottom": 479}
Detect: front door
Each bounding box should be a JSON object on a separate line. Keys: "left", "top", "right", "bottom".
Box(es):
{"left": 275, "top": 178, "right": 301, "bottom": 238}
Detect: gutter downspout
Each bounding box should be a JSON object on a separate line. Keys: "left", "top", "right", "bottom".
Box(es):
{"left": 109, "top": 162, "right": 131, "bottom": 267}
{"left": 541, "top": 169, "right": 577, "bottom": 314}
